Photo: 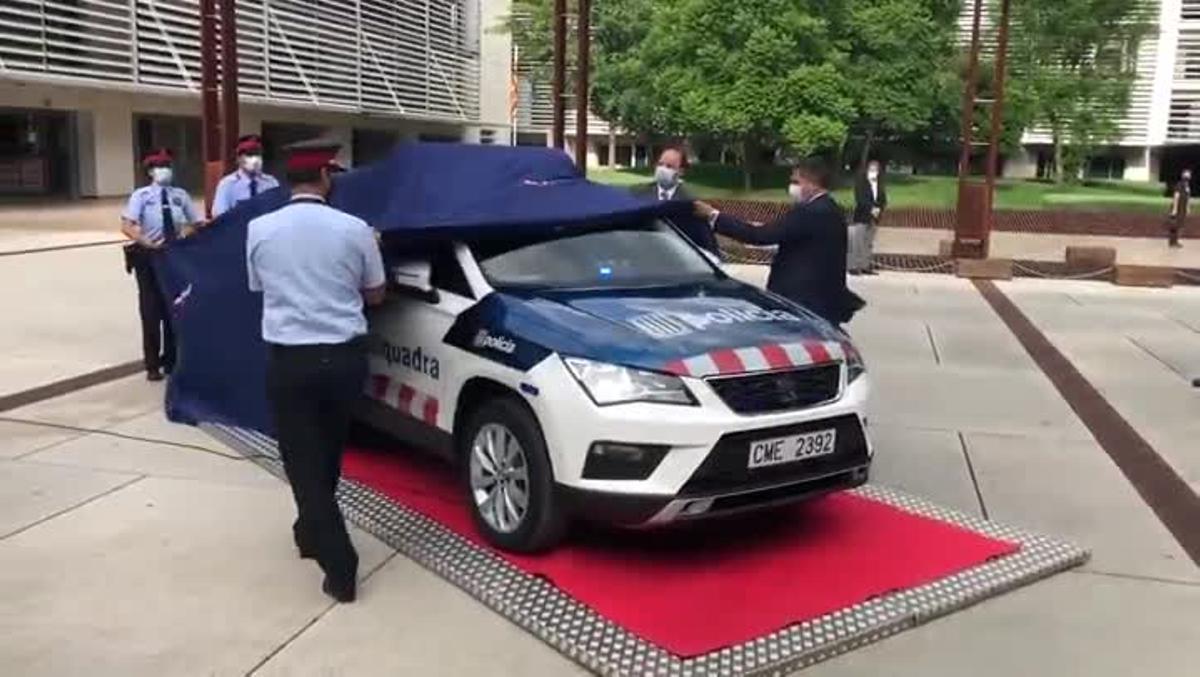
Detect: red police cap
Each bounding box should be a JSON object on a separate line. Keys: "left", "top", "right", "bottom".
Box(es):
{"left": 284, "top": 139, "right": 344, "bottom": 173}
{"left": 235, "top": 134, "right": 263, "bottom": 155}
{"left": 142, "top": 148, "right": 173, "bottom": 168}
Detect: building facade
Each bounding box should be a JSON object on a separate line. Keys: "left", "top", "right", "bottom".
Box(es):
{"left": 0, "top": 0, "right": 515, "bottom": 198}
{"left": 970, "top": 0, "right": 1200, "bottom": 182}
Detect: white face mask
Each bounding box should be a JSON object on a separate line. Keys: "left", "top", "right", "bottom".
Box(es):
{"left": 150, "top": 167, "right": 173, "bottom": 185}
{"left": 654, "top": 165, "right": 680, "bottom": 190}
{"left": 240, "top": 154, "right": 263, "bottom": 174}
{"left": 788, "top": 183, "right": 807, "bottom": 203}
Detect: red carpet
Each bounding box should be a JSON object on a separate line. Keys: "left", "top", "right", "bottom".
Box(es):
{"left": 343, "top": 447, "right": 1018, "bottom": 657}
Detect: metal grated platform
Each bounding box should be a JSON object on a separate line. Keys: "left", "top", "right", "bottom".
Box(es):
{"left": 205, "top": 423, "right": 1089, "bottom": 676}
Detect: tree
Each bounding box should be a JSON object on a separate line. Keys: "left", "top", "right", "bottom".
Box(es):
{"left": 1006, "top": 0, "right": 1153, "bottom": 183}
{"left": 600, "top": 0, "right": 860, "bottom": 188}
{"left": 842, "top": 0, "right": 961, "bottom": 169}
{"left": 501, "top": 0, "right": 959, "bottom": 187}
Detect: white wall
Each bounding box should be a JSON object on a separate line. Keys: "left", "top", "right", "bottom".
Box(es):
{"left": 1004, "top": 146, "right": 1039, "bottom": 180}
{"left": 1125, "top": 146, "right": 1153, "bottom": 182}
{"left": 477, "top": 0, "right": 514, "bottom": 143}
{"left": 93, "top": 99, "right": 135, "bottom": 196}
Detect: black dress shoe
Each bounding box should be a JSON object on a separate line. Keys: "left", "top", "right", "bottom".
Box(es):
{"left": 146, "top": 370, "right": 164, "bottom": 382}
{"left": 322, "top": 576, "right": 357, "bottom": 603}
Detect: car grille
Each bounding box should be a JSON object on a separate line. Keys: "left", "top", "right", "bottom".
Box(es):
{"left": 679, "top": 414, "right": 869, "bottom": 496}
{"left": 707, "top": 363, "right": 841, "bottom": 415}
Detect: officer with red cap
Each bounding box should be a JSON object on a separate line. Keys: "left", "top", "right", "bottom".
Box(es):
{"left": 212, "top": 134, "right": 280, "bottom": 216}
{"left": 246, "top": 139, "right": 385, "bottom": 603}
{"left": 121, "top": 148, "right": 202, "bottom": 381}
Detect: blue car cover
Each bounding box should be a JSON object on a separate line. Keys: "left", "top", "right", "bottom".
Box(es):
{"left": 158, "top": 143, "right": 686, "bottom": 435}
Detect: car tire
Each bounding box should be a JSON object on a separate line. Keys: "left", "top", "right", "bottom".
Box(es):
{"left": 459, "top": 396, "right": 566, "bottom": 553}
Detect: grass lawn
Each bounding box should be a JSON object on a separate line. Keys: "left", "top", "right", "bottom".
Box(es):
{"left": 591, "top": 165, "right": 1172, "bottom": 213}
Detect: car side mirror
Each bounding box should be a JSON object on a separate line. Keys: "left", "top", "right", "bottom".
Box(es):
{"left": 392, "top": 259, "right": 432, "bottom": 292}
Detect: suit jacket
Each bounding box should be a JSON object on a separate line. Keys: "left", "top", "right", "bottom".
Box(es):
{"left": 632, "top": 182, "right": 720, "bottom": 255}
{"left": 853, "top": 174, "right": 888, "bottom": 224}
{"left": 714, "top": 194, "right": 864, "bottom": 326}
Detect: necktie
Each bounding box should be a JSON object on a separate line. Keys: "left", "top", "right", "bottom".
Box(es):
{"left": 160, "top": 188, "right": 177, "bottom": 243}
{"left": 250, "top": 177, "right": 258, "bottom": 197}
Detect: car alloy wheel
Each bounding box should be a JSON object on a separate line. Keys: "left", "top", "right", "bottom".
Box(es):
{"left": 469, "top": 422, "right": 531, "bottom": 534}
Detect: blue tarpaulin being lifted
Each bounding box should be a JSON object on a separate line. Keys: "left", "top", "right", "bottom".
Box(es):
{"left": 158, "top": 143, "right": 684, "bottom": 435}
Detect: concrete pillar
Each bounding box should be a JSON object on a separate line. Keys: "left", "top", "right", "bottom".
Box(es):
{"left": 239, "top": 112, "right": 263, "bottom": 139}
{"left": 1124, "top": 146, "right": 1153, "bottom": 182}
{"left": 91, "top": 99, "right": 135, "bottom": 197}
{"left": 73, "top": 112, "right": 98, "bottom": 197}
{"left": 1148, "top": 147, "right": 1163, "bottom": 183}
{"left": 477, "top": 0, "right": 512, "bottom": 139}
{"left": 1003, "top": 146, "right": 1038, "bottom": 180}
{"left": 587, "top": 138, "right": 600, "bottom": 168}
{"left": 325, "top": 125, "right": 354, "bottom": 167}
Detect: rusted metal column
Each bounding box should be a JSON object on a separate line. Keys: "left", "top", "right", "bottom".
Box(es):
{"left": 984, "top": 0, "right": 1013, "bottom": 208}
{"left": 200, "top": 0, "right": 221, "bottom": 217}
{"left": 957, "top": 0, "right": 984, "bottom": 179}
{"left": 551, "top": 0, "right": 567, "bottom": 150}
{"left": 574, "top": 0, "right": 590, "bottom": 174}
{"left": 953, "top": 0, "right": 987, "bottom": 259}
{"left": 220, "top": 0, "right": 240, "bottom": 172}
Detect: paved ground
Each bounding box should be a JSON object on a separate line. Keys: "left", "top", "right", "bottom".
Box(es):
{"left": 1, "top": 243, "right": 1198, "bottom": 675}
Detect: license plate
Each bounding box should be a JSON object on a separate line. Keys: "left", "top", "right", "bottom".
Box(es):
{"left": 748, "top": 429, "right": 838, "bottom": 469}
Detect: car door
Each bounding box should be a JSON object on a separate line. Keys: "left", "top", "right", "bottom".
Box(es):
{"left": 366, "top": 244, "right": 477, "bottom": 433}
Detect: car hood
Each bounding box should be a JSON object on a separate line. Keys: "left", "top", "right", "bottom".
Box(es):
{"left": 485, "top": 278, "right": 851, "bottom": 377}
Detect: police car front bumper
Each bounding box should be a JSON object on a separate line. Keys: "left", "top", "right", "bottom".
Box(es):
{"left": 559, "top": 464, "right": 869, "bottom": 527}
{"left": 526, "top": 357, "right": 873, "bottom": 527}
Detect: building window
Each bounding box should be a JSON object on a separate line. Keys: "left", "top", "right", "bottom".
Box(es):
{"left": 1085, "top": 156, "right": 1127, "bottom": 180}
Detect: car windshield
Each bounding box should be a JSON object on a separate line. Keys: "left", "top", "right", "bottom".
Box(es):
{"left": 472, "top": 221, "right": 719, "bottom": 290}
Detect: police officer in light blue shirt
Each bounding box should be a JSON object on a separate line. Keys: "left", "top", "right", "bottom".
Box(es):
{"left": 246, "top": 139, "right": 385, "bottom": 604}
{"left": 121, "top": 148, "right": 202, "bottom": 381}
{"left": 212, "top": 134, "right": 280, "bottom": 217}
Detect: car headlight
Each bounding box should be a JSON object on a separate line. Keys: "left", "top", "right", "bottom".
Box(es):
{"left": 563, "top": 357, "right": 697, "bottom": 406}
{"left": 844, "top": 341, "right": 867, "bottom": 383}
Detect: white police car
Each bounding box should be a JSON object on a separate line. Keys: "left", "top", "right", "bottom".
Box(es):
{"left": 357, "top": 219, "right": 871, "bottom": 552}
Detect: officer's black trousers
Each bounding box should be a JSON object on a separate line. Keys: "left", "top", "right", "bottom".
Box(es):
{"left": 126, "top": 245, "right": 175, "bottom": 373}
{"left": 267, "top": 339, "right": 366, "bottom": 586}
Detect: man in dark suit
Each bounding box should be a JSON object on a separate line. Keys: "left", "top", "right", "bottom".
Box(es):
{"left": 1169, "top": 168, "right": 1191, "bottom": 249}
{"left": 694, "top": 159, "right": 863, "bottom": 327}
{"left": 849, "top": 159, "right": 887, "bottom": 275}
{"left": 632, "top": 146, "right": 720, "bottom": 255}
